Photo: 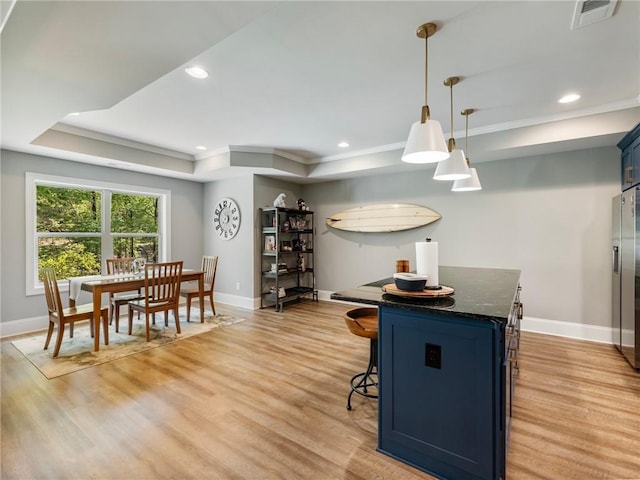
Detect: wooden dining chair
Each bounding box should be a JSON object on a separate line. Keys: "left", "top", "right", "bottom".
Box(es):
{"left": 41, "top": 267, "right": 109, "bottom": 358}
{"left": 105, "top": 257, "right": 144, "bottom": 332}
{"left": 180, "top": 255, "right": 218, "bottom": 322}
{"left": 128, "top": 261, "right": 183, "bottom": 342}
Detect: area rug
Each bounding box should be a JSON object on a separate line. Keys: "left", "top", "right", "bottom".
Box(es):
{"left": 11, "top": 307, "right": 245, "bottom": 379}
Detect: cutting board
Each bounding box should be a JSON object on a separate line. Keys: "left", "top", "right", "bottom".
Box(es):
{"left": 382, "top": 283, "right": 455, "bottom": 298}
{"left": 326, "top": 203, "right": 441, "bottom": 233}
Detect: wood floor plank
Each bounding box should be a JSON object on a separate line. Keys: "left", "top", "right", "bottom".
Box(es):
{"left": 2, "top": 300, "right": 640, "bottom": 479}
{"left": 508, "top": 331, "right": 640, "bottom": 480}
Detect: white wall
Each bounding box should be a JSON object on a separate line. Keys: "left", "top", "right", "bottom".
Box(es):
{"left": 303, "top": 146, "right": 620, "bottom": 335}
{"left": 0, "top": 149, "right": 203, "bottom": 333}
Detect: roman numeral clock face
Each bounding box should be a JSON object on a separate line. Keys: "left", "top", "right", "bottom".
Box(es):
{"left": 213, "top": 198, "right": 240, "bottom": 240}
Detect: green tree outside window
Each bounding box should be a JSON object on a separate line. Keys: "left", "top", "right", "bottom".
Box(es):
{"left": 36, "top": 186, "right": 160, "bottom": 280}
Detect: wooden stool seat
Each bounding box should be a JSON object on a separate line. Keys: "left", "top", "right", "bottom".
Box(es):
{"left": 344, "top": 307, "right": 378, "bottom": 410}
{"left": 344, "top": 307, "right": 378, "bottom": 339}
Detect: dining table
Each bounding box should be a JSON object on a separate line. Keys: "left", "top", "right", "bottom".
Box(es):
{"left": 68, "top": 269, "right": 205, "bottom": 352}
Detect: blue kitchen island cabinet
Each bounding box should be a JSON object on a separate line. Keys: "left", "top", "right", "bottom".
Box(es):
{"left": 332, "top": 266, "right": 522, "bottom": 480}
{"left": 378, "top": 306, "right": 505, "bottom": 480}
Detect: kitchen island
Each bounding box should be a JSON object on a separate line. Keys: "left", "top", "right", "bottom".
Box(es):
{"left": 331, "top": 266, "right": 522, "bottom": 480}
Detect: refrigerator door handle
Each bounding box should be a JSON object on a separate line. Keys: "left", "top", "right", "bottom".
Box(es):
{"left": 613, "top": 246, "right": 619, "bottom": 274}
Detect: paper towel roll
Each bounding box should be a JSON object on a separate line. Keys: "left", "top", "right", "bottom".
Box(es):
{"left": 415, "top": 240, "right": 439, "bottom": 287}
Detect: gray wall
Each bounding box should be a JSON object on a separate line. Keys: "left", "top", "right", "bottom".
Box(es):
{"left": 303, "top": 146, "right": 619, "bottom": 329}
{"left": 202, "top": 175, "right": 255, "bottom": 306}
{"left": 0, "top": 149, "right": 203, "bottom": 325}
{"left": 0, "top": 145, "right": 622, "bottom": 337}
{"left": 252, "top": 176, "right": 303, "bottom": 300}
{"left": 202, "top": 175, "right": 302, "bottom": 307}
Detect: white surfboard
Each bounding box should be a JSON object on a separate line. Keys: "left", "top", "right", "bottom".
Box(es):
{"left": 326, "top": 203, "right": 441, "bottom": 233}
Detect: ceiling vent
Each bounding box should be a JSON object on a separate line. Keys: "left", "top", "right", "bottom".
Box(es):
{"left": 571, "top": 0, "right": 618, "bottom": 29}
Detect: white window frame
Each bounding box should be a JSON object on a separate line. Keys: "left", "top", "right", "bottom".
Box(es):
{"left": 25, "top": 172, "right": 171, "bottom": 296}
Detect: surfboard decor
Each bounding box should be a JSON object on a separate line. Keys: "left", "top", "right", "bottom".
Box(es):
{"left": 326, "top": 203, "right": 441, "bottom": 233}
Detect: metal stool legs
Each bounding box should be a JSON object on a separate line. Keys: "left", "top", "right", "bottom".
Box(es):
{"left": 347, "top": 338, "right": 378, "bottom": 410}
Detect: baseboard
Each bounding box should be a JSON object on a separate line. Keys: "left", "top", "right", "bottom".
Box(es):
{"left": 0, "top": 296, "right": 257, "bottom": 339}
{"left": 317, "top": 289, "right": 364, "bottom": 307}
{"left": 0, "top": 315, "right": 49, "bottom": 339}
{"left": 209, "top": 292, "right": 256, "bottom": 310}
{"left": 2, "top": 294, "right": 616, "bottom": 345}
{"left": 521, "top": 316, "right": 614, "bottom": 344}
{"left": 318, "top": 289, "right": 352, "bottom": 303}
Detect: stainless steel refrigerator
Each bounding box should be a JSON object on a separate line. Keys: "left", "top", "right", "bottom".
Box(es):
{"left": 612, "top": 192, "right": 640, "bottom": 370}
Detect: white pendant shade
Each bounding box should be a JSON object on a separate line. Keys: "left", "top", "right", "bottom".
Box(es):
{"left": 451, "top": 167, "right": 481, "bottom": 191}
{"left": 433, "top": 149, "right": 471, "bottom": 180}
{"left": 401, "top": 120, "right": 450, "bottom": 164}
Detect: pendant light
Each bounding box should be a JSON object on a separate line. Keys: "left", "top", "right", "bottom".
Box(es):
{"left": 452, "top": 109, "right": 482, "bottom": 192}
{"left": 433, "top": 77, "right": 471, "bottom": 180}
{"left": 401, "top": 23, "right": 449, "bottom": 164}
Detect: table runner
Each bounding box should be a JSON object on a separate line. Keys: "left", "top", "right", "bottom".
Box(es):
{"left": 68, "top": 269, "right": 200, "bottom": 301}
{"left": 68, "top": 273, "right": 142, "bottom": 301}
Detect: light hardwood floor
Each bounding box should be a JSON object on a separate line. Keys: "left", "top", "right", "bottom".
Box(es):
{"left": 2, "top": 300, "right": 639, "bottom": 479}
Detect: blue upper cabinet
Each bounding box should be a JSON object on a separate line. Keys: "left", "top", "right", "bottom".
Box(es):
{"left": 619, "top": 123, "right": 640, "bottom": 191}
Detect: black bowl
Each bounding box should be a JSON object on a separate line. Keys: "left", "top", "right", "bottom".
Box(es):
{"left": 393, "top": 273, "right": 427, "bottom": 292}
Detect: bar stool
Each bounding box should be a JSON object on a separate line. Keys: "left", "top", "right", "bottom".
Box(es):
{"left": 343, "top": 307, "right": 378, "bottom": 410}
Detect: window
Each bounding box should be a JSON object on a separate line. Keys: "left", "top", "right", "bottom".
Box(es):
{"left": 26, "top": 173, "right": 171, "bottom": 295}
{"left": 110, "top": 192, "right": 161, "bottom": 263}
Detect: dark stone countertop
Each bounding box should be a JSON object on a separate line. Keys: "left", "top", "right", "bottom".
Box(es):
{"left": 330, "top": 265, "right": 521, "bottom": 324}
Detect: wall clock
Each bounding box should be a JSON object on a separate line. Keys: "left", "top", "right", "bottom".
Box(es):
{"left": 213, "top": 197, "right": 240, "bottom": 240}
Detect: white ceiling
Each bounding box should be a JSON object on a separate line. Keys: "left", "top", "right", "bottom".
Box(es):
{"left": 1, "top": 0, "right": 639, "bottom": 183}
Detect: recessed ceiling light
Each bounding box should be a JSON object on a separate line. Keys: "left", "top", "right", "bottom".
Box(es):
{"left": 68, "top": 112, "right": 80, "bottom": 116}
{"left": 196, "top": 145, "right": 207, "bottom": 151}
{"left": 558, "top": 93, "right": 580, "bottom": 104}
{"left": 338, "top": 142, "right": 350, "bottom": 148}
{"left": 185, "top": 66, "right": 208, "bottom": 79}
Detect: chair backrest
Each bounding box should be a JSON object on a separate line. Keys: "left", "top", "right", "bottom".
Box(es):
{"left": 202, "top": 256, "right": 218, "bottom": 292}
{"left": 144, "top": 261, "right": 183, "bottom": 305}
{"left": 106, "top": 257, "right": 136, "bottom": 275}
{"left": 41, "top": 267, "right": 64, "bottom": 318}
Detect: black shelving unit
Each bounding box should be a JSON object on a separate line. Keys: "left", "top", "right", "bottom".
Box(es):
{"left": 259, "top": 207, "right": 317, "bottom": 311}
